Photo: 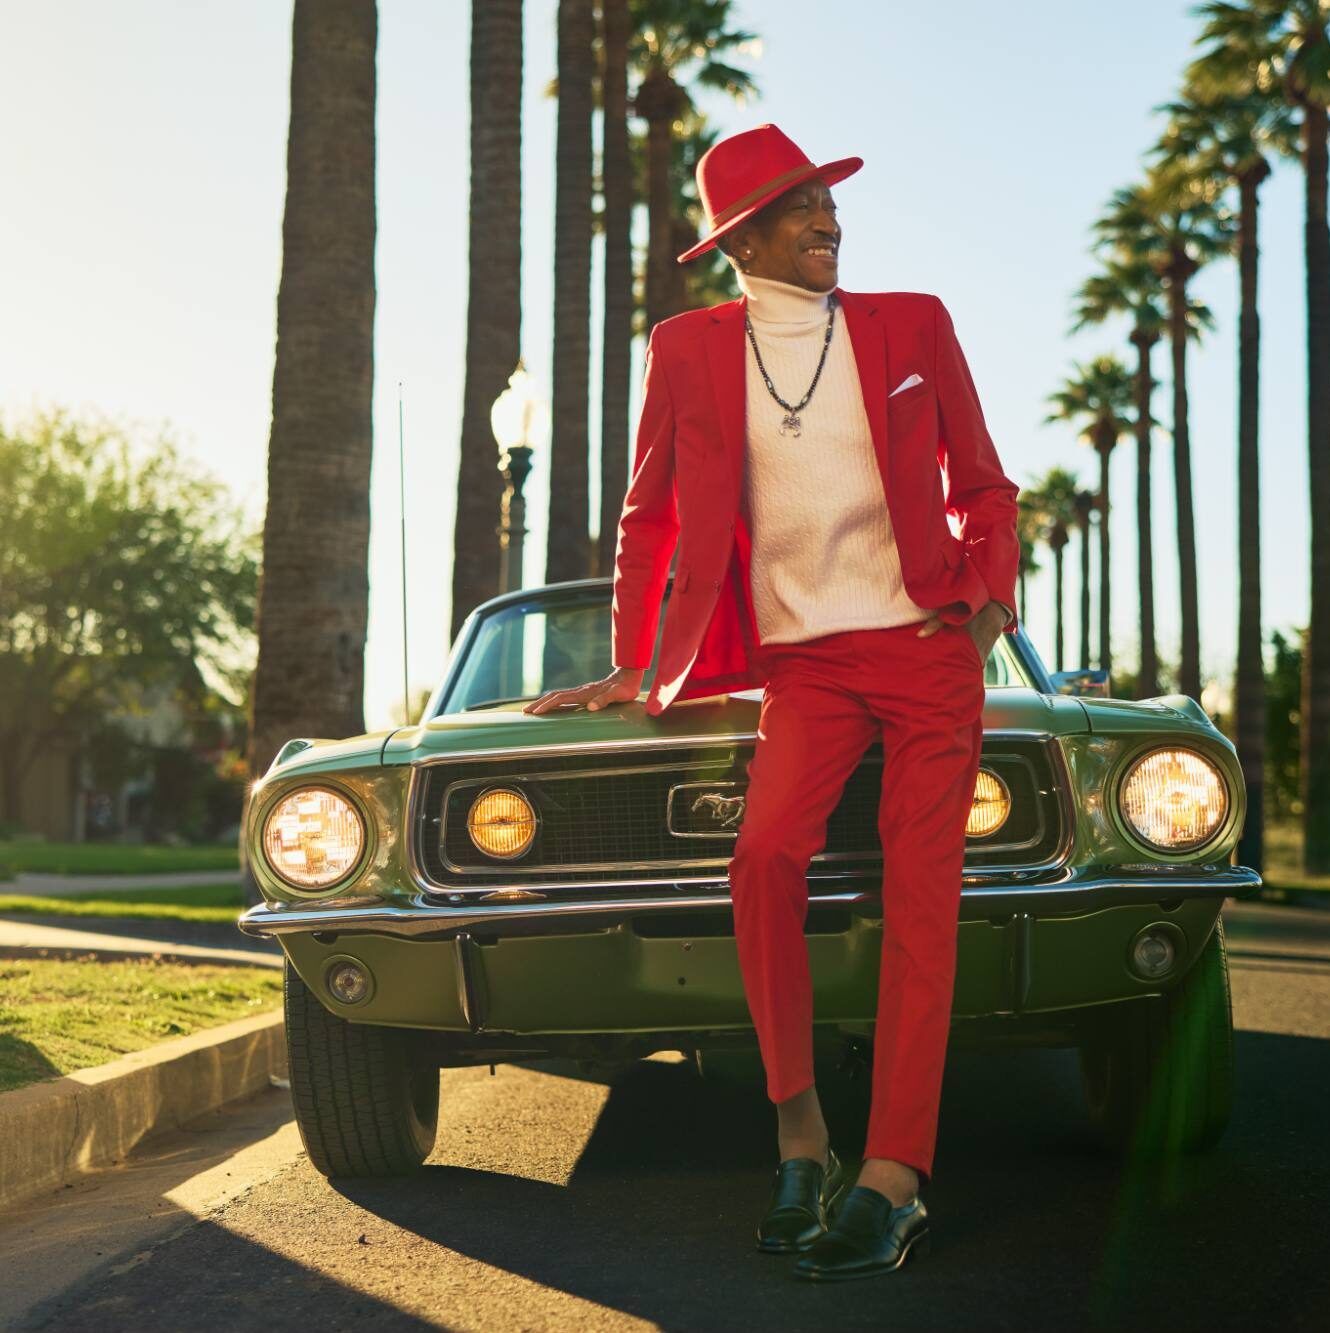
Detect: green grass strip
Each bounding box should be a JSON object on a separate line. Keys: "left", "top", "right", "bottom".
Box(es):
{"left": 0, "top": 842, "right": 239, "bottom": 876}
{"left": 0, "top": 884, "right": 244, "bottom": 925}
{"left": 0, "top": 956, "right": 282, "bottom": 1093}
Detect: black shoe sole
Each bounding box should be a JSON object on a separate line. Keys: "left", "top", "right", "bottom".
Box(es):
{"left": 792, "top": 1228, "right": 931, "bottom": 1282}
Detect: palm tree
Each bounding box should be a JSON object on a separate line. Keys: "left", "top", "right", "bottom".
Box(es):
{"left": 245, "top": 0, "right": 377, "bottom": 905}
{"left": 1073, "top": 487, "right": 1097, "bottom": 670}
{"left": 547, "top": 0, "right": 596, "bottom": 585}
{"left": 1154, "top": 87, "right": 1295, "bottom": 871}
{"left": 1072, "top": 257, "right": 1165, "bottom": 697}
{"left": 1016, "top": 492, "right": 1044, "bottom": 625}
{"left": 1025, "top": 466, "right": 1082, "bottom": 673}
{"left": 248, "top": 0, "right": 376, "bottom": 772}
{"left": 628, "top": 0, "right": 757, "bottom": 334}
{"left": 1093, "top": 173, "right": 1232, "bottom": 701}
{"left": 451, "top": 0, "right": 522, "bottom": 636}
{"left": 1046, "top": 357, "right": 1135, "bottom": 683}
{"left": 625, "top": 111, "right": 739, "bottom": 335}
{"left": 1189, "top": 0, "right": 1330, "bottom": 874}
{"left": 597, "top": 0, "right": 632, "bottom": 579}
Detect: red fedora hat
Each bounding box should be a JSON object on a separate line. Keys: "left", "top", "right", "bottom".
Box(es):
{"left": 677, "top": 123, "right": 863, "bottom": 264}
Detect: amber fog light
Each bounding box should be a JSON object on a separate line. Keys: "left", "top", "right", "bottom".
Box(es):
{"left": 467, "top": 787, "right": 537, "bottom": 859}
{"left": 967, "top": 769, "right": 1011, "bottom": 838}
{"left": 1120, "top": 748, "right": 1227, "bottom": 852}
{"left": 262, "top": 786, "right": 365, "bottom": 891}
{"left": 326, "top": 958, "right": 372, "bottom": 1005}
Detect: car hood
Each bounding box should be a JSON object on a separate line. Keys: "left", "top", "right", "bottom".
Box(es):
{"left": 381, "top": 687, "right": 1089, "bottom": 765}
{"left": 261, "top": 729, "right": 401, "bottom": 780}
{"left": 1075, "top": 692, "right": 1221, "bottom": 737}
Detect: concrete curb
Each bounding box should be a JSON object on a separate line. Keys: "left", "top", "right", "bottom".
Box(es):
{"left": 0, "top": 1010, "right": 287, "bottom": 1212}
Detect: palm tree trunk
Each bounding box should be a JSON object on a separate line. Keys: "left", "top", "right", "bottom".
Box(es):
{"left": 1096, "top": 436, "right": 1112, "bottom": 682}
{"left": 451, "top": 0, "right": 522, "bottom": 637}
{"left": 1168, "top": 253, "right": 1201, "bottom": 701}
{"left": 1079, "top": 514, "right": 1092, "bottom": 670}
{"left": 248, "top": 0, "right": 376, "bottom": 778}
{"left": 1236, "top": 165, "right": 1267, "bottom": 874}
{"left": 636, "top": 64, "right": 688, "bottom": 334}
{"left": 1303, "top": 103, "right": 1330, "bottom": 874}
{"left": 1130, "top": 328, "right": 1158, "bottom": 698}
{"left": 546, "top": 0, "right": 594, "bottom": 583}
{"left": 1054, "top": 544, "right": 1065, "bottom": 672}
{"left": 245, "top": 0, "right": 376, "bottom": 906}
{"left": 597, "top": 0, "right": 632, "bottom": 579}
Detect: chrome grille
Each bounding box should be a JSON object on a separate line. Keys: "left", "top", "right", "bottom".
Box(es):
{"left": 414, "top": 738, "right": 1066, "bottom": 889}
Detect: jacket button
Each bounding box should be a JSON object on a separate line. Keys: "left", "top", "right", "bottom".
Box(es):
{"left": 711, "top": 578, "right": 721, "bottom": 591}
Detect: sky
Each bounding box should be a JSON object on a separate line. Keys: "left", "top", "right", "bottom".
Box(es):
{"left": 0, "top": 0, "right": 1316, "bottom": 729}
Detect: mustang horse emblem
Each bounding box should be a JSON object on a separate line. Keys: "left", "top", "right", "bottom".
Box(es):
{"left": 690, "top": 791, "right": 747, "bottom": 829}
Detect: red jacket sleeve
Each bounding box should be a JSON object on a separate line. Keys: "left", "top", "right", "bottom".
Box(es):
{"left": 611, "top": 325, "right": 680, "bottom": 669}
{"left": 933, "top": 295, "right": 1021, "bottom": 634}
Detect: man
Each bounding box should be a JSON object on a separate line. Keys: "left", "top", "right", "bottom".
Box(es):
{"left": 525, "top": 123, "right": 1020, "bottom": 1282}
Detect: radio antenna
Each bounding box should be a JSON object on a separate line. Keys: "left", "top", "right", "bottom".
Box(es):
{"left": 397, "top": 381, "right": 410, "bottom": 725}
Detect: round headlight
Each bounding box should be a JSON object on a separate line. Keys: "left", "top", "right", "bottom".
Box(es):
{"left": 967, "top": 769, "right": 1011, "bottom": 838}
{"left": 261, "top": 786, "right": 365, "bottom": 890}
{"left": 1119, "top": 748, "right": 1228, "bottom": 852}
{"left": 467, "top": 787, "right": 537, "bottom": 859}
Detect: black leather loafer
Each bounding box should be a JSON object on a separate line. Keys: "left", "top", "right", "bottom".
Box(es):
{"left": 792, "top": 1186, "right": 930, "bottom": 1281}
{"left": 755, "top": 1148, "right": 848, "bottom": 1253}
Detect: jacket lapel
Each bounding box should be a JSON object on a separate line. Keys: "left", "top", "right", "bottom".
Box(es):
{"left": 705, "top": 297, "right": 748, "bottom": 498}
{"left": 836, "top": 287, "right": 890, "bottom": 483}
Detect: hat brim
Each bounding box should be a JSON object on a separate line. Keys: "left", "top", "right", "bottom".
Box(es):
{"left": 676, "top": 155, "right": 864, "bottom": 264}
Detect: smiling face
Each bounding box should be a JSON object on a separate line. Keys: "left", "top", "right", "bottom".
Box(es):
{"left": 721, "top": 177, "right": 842, "bottom": 291}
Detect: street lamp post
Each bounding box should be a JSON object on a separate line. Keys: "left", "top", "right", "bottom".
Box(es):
{"left": 490, "top": 361, "right": 549, "bottom": 594}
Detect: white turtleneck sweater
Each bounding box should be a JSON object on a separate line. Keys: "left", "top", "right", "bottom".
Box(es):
{"left": 736, "top": 270, "right": 942, "bottom": 646}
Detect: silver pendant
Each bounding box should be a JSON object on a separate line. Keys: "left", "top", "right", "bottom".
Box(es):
{"left": 779, "top": 412, "right": 802, "bottom": 437}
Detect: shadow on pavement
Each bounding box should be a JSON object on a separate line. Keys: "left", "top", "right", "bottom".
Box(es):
{"left": 329, "top": 1034, "right": 1327, "bottom": 1331}
{"left": 18, "top": 1028, "right": 1329, "bottom": 1331}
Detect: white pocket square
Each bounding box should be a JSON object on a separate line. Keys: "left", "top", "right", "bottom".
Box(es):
{"left": 889, "top": 373, "right": 924, "bottom": 397}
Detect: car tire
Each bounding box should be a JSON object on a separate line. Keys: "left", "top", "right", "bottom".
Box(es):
{"left": 284, "top": 961, "right": 440, "bottom": 1178}
{"left": 1077, "top": 915, "right": 1234, "bottom": 1156}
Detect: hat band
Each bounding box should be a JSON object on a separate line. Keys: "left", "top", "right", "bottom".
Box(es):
{"left": 708, "top": 162, "right": 819, "bottom": 230}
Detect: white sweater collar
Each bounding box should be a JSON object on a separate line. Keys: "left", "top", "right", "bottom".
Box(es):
{"left": 737, "top": 270, "right": 832, "bottom": 326}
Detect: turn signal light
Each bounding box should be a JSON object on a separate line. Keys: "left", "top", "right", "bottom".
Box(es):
{"left": 467, "top": 787, "right": 537, "bottom": 859}
{"left": 967, "top": 769, "right": 1011, "bottom": 838}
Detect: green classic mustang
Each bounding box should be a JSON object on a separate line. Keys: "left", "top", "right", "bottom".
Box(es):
{"left": 239, "top": 575, "right": 1259, "bottom": 1179}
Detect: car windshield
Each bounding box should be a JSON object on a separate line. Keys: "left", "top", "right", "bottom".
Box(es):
{"left": 439, "top": 585, "right": 1037, "bottom": 714}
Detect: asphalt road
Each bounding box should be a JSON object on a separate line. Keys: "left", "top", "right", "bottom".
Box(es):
{"left": 7, "top": 900, "right": 1329, "bottom": 1332}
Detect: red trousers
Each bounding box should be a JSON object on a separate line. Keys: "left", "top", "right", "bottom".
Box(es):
{"left": 728, "top": 620, "right": 986, "bottom": 1185}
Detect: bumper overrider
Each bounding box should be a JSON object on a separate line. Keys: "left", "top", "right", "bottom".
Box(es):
{"left": 239, "top": 865, "right": 1260, "bottom": 1037}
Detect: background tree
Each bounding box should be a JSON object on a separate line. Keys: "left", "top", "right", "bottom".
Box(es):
{"left": 1046, "top": 356, "right": 1135, "bottom": 682}
{"left": 1094, "top": 173, "right": 1231, "bottom": 700}
{"left": 1073, "top": 487, "right": 1096, "bottom": 670}
{"left": 597, "top": 0, "right": 632, "bottom": 578}
{"left": 1265, "top": 627, "right": 1304, "bottom": 820}
{"left": 0, "top": 412, "right": 257, "bottom": 827}
{"left": 628, "top": 0, "right": 757, "bottom": 333}
{"left": 1189, "top": 0, "right": 1330, "bottom": 875}
{"left": 248, "top": 0, "right": 376, "bottom": 784}
{"left": 452, "top": 0, "right": 523, "bottom": 635}
{"left": 1155, "top": 83, "right": 1295, "bottom": 871}
{"left": 547, "top": 0, "right": 596, "bottom": 584}
{"left": 1016, "top": 493, "right": 1044, "bottom": 624}
{"left": 1024, "top": 466, "right": 1082, "bottom": 672}
{"left": 1073, "top": 256, "right": 1165, "bottom": 696}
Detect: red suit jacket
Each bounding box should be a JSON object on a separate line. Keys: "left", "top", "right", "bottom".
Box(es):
{"left": 610, "top": 287, "right": 1021, "bottom": 717}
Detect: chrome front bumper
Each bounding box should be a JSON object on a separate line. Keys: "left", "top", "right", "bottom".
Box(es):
{"left": 238, "top": 866, "right": 1262, "bottom": 941}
